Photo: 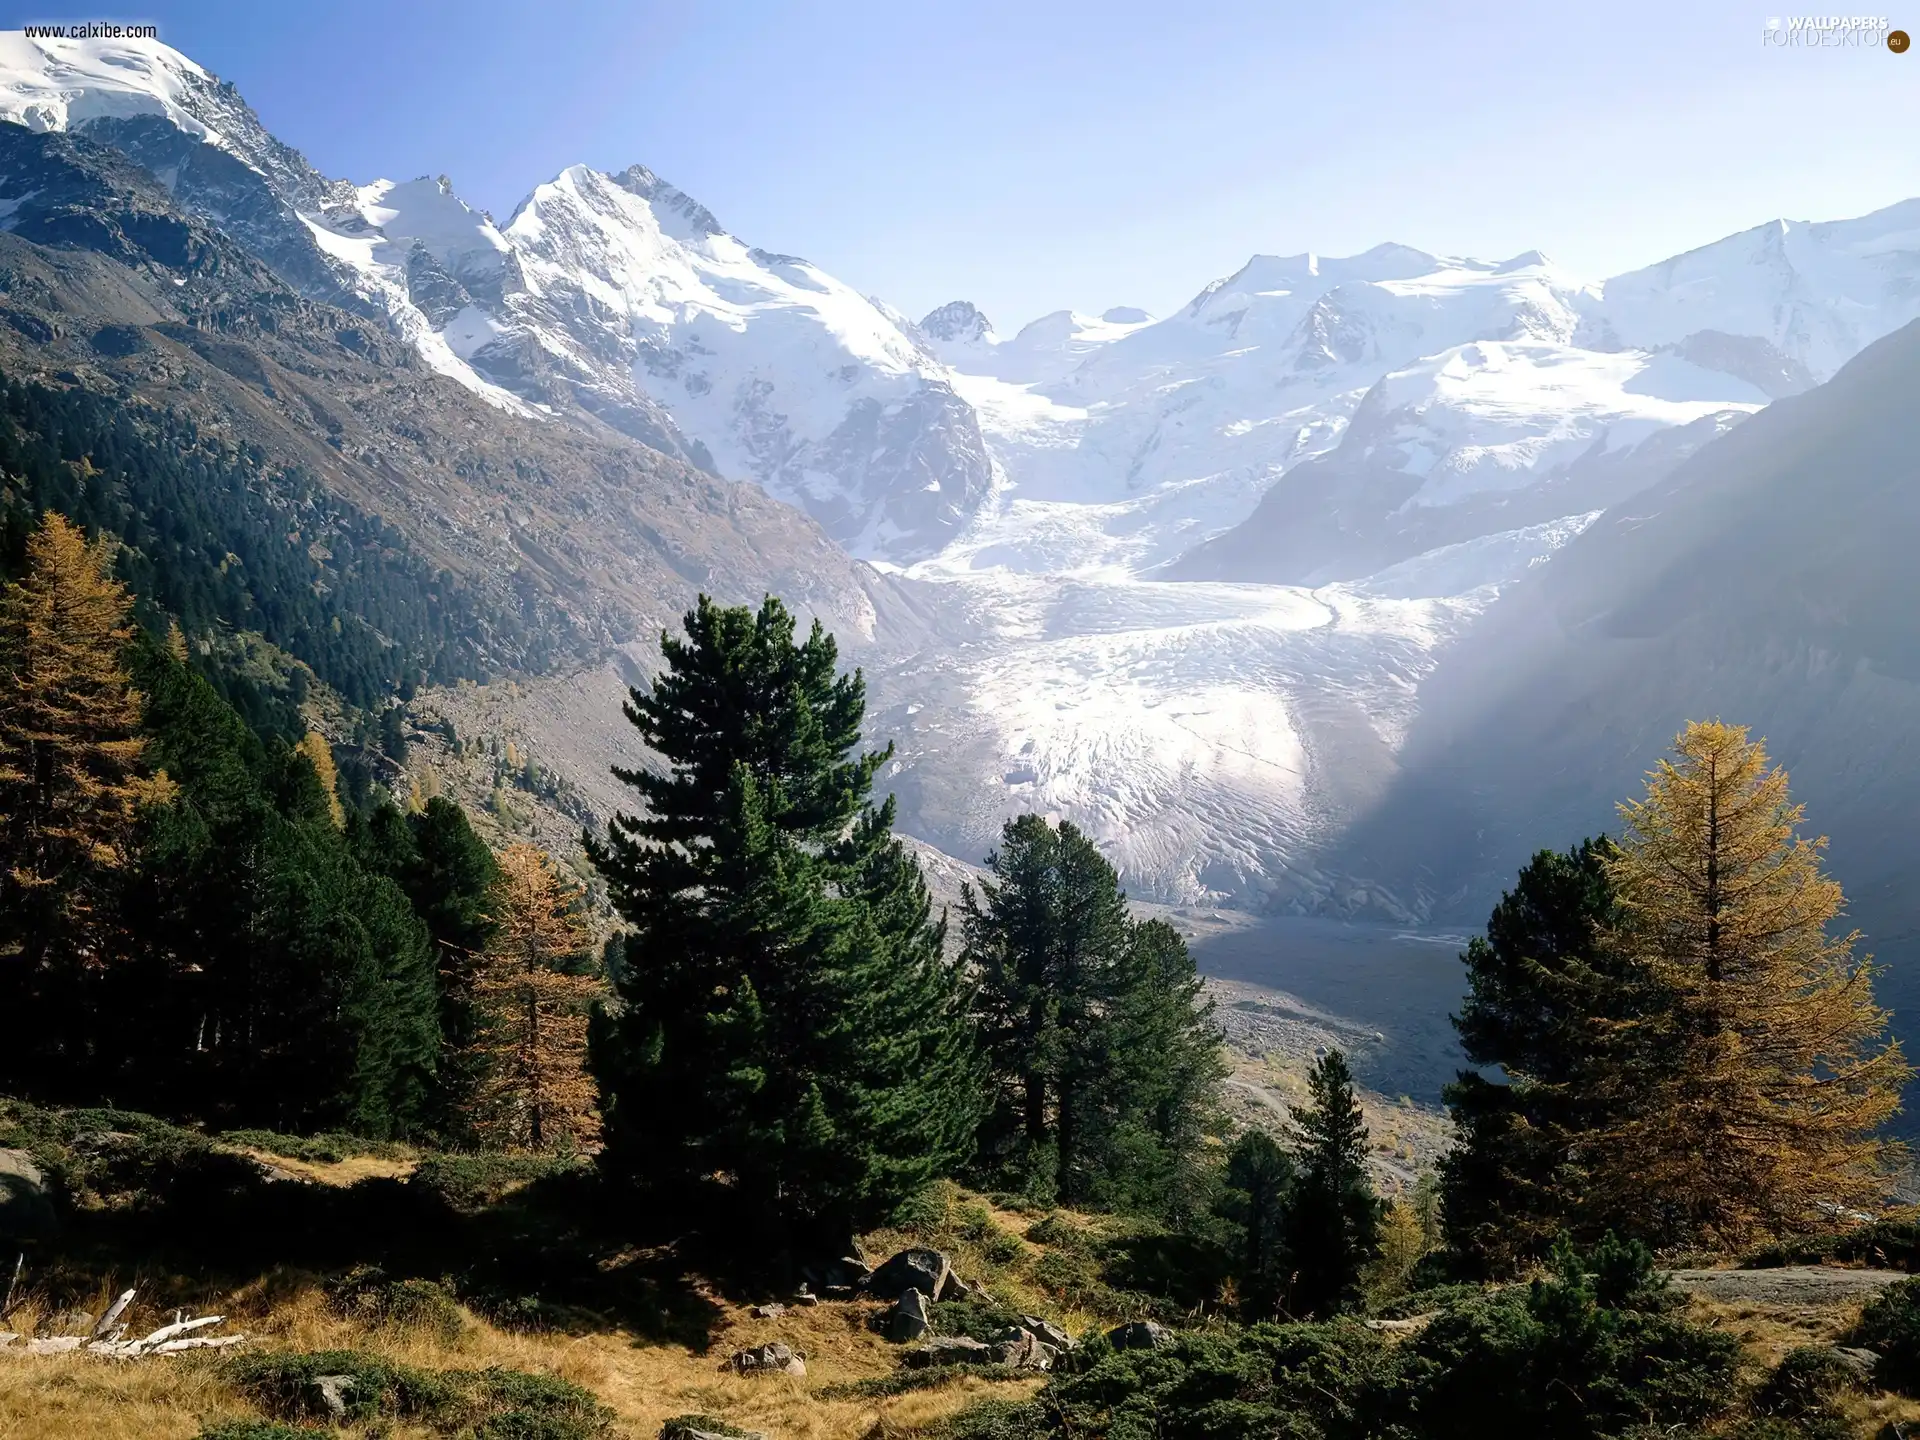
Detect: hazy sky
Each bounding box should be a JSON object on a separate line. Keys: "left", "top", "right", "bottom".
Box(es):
{"left": 10, "top": 1, "right": 1920, "bottom": 329}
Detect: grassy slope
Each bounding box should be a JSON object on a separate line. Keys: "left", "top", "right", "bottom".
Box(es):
{"left": 0, "top": 1116, "right": 1095, "bottom": 1440}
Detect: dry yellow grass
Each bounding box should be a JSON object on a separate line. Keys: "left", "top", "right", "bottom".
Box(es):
{"left": 0, "top": 1270, "right": 1043, "bottom": 1440}
{"left": 0, "top": 1348, "right": 247, "bottom": 1440}
{"left": 225, "top": 1146, "right": 417, "bottom": 1186}
{"left": 1680, "top": 1291, "right": 1859, "bottom": 1369}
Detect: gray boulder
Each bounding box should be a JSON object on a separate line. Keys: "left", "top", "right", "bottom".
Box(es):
{"left": 1020, "top": 1315, "right": 1075, "bottom": 1350}
{"left": 991, "top": 1329, "right": 1056, "bottom": 1371}
{"left": 869, "top": 1247, "right": 953, "bottom": 1301}
{"left": 0, "top": 1148, "right": 56, "bottom": 1241}
{"left": 1107, "top": 1320, "right": 1176, "bottom": 1352}
{"left": 884, "top": 1286, "right": 932, "bottom": 1343}
{"left": 662, "top": 1423, "right": 768, "bottom": 1440}
{"left": 313, "top": 1375, "right": 356, "bottom": 1421}
{"left": 1834, "top": 1346, "right": 1881, "bottom": 1380}
{"left": 731, "top": 1340, "right": 805, "bottom": 1376}
{"left": 904, "top": 1335, "right": 997, "bottom": 1368}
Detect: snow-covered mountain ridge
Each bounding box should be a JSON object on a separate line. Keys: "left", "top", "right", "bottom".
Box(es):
{"left": 0, "top": 32, "right": 990, "bottom": 559}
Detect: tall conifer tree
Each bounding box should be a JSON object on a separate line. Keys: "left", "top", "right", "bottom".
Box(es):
{"left": 961, "top": 815, "right": 1223, "bottom": 1211}
{"left": 470, "top": 843, "right": 599, "bottom": 1151}
{"left": 1592, "top": 721, "right": 1908, "bottom": 1246}
{"left": 589, "top": 595, "right": 980, "bottom": 1243}
{"left": 0, "top": 513, "right": 168, "bottom": 1084}
{"left": 1440, "top": 839, "right": 1642, "bottom": 1274}
{"left": 1216, "top": 1129, "right": 1296, "bottom": 1318}
{"left": 1283, "top": 1049, "right": 1383, "bottom": 1318}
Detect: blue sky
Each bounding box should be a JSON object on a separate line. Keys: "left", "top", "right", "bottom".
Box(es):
{"left": 12, "top": 1, "right": 1920, "bottom": 329}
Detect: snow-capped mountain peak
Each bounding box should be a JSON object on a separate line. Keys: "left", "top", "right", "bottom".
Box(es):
{"left": 605, "top": 162, "right": 725, "bottom": 239}
{"left": 483, "top": 160, "right": 991, "bottom": 557}
{"left": 0, "top": 33, "right": 226, "bottom": 145}
{"left": 919, "top": 300, "right": 995, "bottom": 345}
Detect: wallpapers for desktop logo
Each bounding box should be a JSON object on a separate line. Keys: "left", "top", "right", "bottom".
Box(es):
{"left": 1762, "top": 14, "right": 1906, "bottom": 46}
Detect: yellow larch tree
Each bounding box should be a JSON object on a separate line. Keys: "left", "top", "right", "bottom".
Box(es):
{"left": 470, "top": 842, "right": 602, "bottom": 1150}
{"left": 297, "top": 731, "right": 345, "bottom": 828}
{"left": 1594, "top": 720, "right": 1907, "bottom": 1248}
{"left": 0, "top": 513, "right": 168, "bottom": 990}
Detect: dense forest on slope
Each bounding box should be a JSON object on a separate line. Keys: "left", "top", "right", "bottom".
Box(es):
{"left": 0, "top": 369, "right": 513, "bottom": 707}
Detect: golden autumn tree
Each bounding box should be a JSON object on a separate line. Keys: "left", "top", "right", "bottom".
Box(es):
{"left": 470, "top": 843, "right": 601, "bottom": 1150}
{"left": 1592, "top": 720, "right": 1907, "bottom": 1247}
{"left": 0, "top": 513, "right": 169, "bottom": 1066}
{"left": 297, "top": 731, "right": 345, "bottom": 828}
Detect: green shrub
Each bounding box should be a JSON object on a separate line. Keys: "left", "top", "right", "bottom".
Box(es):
{"left": 467, "top": 1366, "right": 613, "bottom": 1439}
{"left": 931, "top": 1293, "right": 1025, "bottom": 1341}
{"left": 225, "top": 1349, "right": 463, "bottom": 1425}
{"left": 891, "top": 1181, "right": 954, "bottom": 1231}
{"left": 217, "top": 1129, "right": 409, "bottom": 1164}
{"left": 1039, "top": 1321, "right": 1390, "bottom": 1440}
{"left": 1025, "top": 1212, "right": 1093, "bottom": 1253}
{"left": 1754, "top": 1346, "right": 1865, "bottom": 1417}
{"left": 1393, "top": 1241, "right": 1738, "bottom": 1438}
{"left": 941, "top": 1237, "right": 1744, "bottom": 1440}
{"left": 476, "top": 1291, "right": 561, "bottom": 1332}
{"left": 196, "top": 1423, "right": 323, "bottom": 1440}
{"left": 981, "top": 1229, "right": 1028, "bottom": 1267}
{"left": 954, "top": 1200, "right": 998, "bottom": 1241}
{"left": 1849, "top": 1276, "right": 1920, "bottom": 1393}
{"left": 410, "top": 1153, "right": 577, "bottom": 1212}
{"left": 225, "top": 1350, "right": 613, "bottom": 1436}
{"left": 1716, "top": 1419, "right": 1853, "bottom": 1440}
{"left": 0, "top": 1100, "right": 259, "bottom": 1214}
{"left": 939, "top": 1399, "right": 1051, "bottom": 1440}
{"left": 324, "top": 1264, "right": 466, "bottom": 1340}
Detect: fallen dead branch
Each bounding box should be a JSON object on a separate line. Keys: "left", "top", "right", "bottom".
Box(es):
{"left": 0, "top": 1278, "right": 246, "bottom": 1360}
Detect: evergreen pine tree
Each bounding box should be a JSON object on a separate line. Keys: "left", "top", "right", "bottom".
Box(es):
{"left": 405, "top": 797, "right": 500, "bottom": 1133}
{"left": 962, "top": 814, "right": 1128, "bottom": 1199}
{"left": 1092, "top": 917, "right": 1227, "bottom": 1216}
{"left": 470, "top": 843, "right": 599, "bottom": 1150}
{"left": 1216, "top": 1129, "right": 1296, "bottom": 1318}
{"left": 0, "top": 512, "right": 169, "bottom": 1088}
{"left": 349, "top": 794, "right": 500, "bottom": 1133}
{"left": 1283, "top": 1049, "right": 1383, "bottom": 1318}
{"left": 961, "top": 815, "right": 1224, "bottom": 1212}
{"left": 589, "top": 595, "right": 981, "bottom": 1243}
{"left": 1591, "top": 720, "right": 1909, "bottom": 1247}
{"left": 1440, "top": 839, "right": 1639, "bottom": 1275}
